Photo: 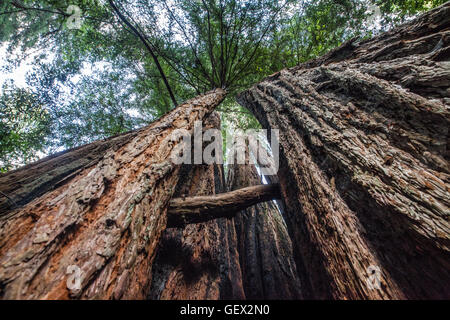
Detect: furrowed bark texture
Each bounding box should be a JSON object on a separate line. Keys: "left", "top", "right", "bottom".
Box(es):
{"left": 237, "top": 3, "right": 450, "bottom": 299}
{"left": 227, "top": 161, "right": 302, "bottom": 299}
{"left": 0, "top": 89, "right": 226, "bottom": 299}
{"left": 149, "top": 113, "right": 245, "bottom": 300}
{"left": 0, "top": 131, "right": 141, "bottom": 215}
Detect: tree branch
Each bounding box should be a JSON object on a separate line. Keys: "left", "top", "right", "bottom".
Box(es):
{"left": 161, "top": 0, "right": 213, "bottom": 88}
{"left": 108, "top": 0, "right": 178, "bottom": 108}
{"left": 228, "top": 1, "right": 289, "bottom": 86}
{"left": 10, "top": 1, "right": 69, "bottom": 17}
{"left": 167, "top": 183, "right": 281, "bottom": 228}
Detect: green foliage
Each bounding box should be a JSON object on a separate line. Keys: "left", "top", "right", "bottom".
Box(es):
{"left": 0, "top": 81, "right": 51, "bottom": 171}
{"left": 372, "top": 0, "right": 447, "bottom": 27}
{"left": 48, "top": 70, "right": 146, "bottom": 148}
{"left": 129, "top": 0, "right": 294, "bottom": 93}
{"left": 0, "top": 0, "right": 444, "bottom": 171}
{"left": 262, "top": 0, "right": 369, "bottom": 73}
{"left": 218, "top": 98, "right": 261, "bottom": 131}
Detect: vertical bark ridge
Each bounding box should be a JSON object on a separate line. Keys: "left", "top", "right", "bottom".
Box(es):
{"left": 237, "top": 3, "right": 450, "bottom": 299}
{"left": 149, "top": 112, "right": 245, "bottom": 300}
{"left": 0, "top": 89, "right": 226, "bottom": 299}
{"left": 227, "top": 154, "right": 302, "bottom": 299}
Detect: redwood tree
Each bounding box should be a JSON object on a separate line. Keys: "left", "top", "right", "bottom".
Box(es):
{"left": 149, "top": 113, "right": 245, "bottom": 300}
{"left": 227, "top": 158, "right": 302, "bottom": 299}
{"left": 0, "top": 0, "right": 449, "bottom": 301}
{"left": 237, "top": 3, "right": 450, "bottom": 299}
{"left": 0, "top": 89, "right": 226, "bottom": 299}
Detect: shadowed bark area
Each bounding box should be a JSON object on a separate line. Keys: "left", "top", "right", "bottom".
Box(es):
{"left": 227, "top": 158, "right": 302, "bottom": 299}
{"left": 237, "top": 3, "right": 450, "bottom": 299}
{"left": 0, "top": 89, "right": 226, "bottom": 299}
{"left": 149, "top": 113, "right": 245, "bottom": 300}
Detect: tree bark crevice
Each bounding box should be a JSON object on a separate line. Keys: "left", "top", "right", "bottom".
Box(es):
{"left": 149, "top": 112, "right": 245, "bottom": 300}
{"left": 0, "top": 89, "right": 226, "bottom": 299}
{"left": 227, "top": 149, "right": 302, "bottom": 299}
{"left": 237, "top": 3, "right": 450, "bottom": 299}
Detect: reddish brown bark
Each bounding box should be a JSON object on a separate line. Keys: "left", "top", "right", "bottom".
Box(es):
{"left": 237, "top": 3, "right": 450, "bottom": 299}
{"left": 149, "top": 113, "right": 245, "bottom": 300}
{"left": 228, "top": 160, "right": 303, "bottom": 299}
{"left": 0, "top": 89, "right": 226, "bottom": 299}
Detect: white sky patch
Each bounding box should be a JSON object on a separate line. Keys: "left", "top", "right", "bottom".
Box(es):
{"left": 125, "top": 108, "right": 141, "bottom": 118}
{"left": 0, "top": 43, "right": 58, "bottom": 92}
{"left": 69, "top": 60, "right": 111, "bottom": 88}
{"left": 0, "top": 44, "right": 33, "bottom": 89}
{"left": 366, "top": 3, "right": 383, "bottom": 32}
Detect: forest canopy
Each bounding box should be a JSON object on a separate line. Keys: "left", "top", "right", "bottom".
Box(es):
{"left": 0, "top": 0, "right": 446, "bottom": 171}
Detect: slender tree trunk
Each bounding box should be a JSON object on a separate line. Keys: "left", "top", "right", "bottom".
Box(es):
{"left": 0, "top": 89, "right": 226, "bottom": 299}
{"left": 237, "top": 3, "right": 450, "bottom": 299}
{"left": 149, "top": 113, "right": 245, "bottom": 299}
{"left": 227, "top": 160, "right": 302, "bottom": 299}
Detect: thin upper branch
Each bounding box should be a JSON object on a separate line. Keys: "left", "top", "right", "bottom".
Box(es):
{"left": 108, "top": 0, "right": 178, "bottom": 107}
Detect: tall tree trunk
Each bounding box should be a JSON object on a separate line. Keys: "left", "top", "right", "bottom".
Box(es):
{"left": 0, "top": 89, "right": 226, "bottom": 299}
{"left": 237, "top": 3, "right": 450, "bottom": 299}
{"left": 149, "top": 113, "right": 245, "bottom": 300}
{"left": 227, "top": 160, "right": 302, "bottom": 299}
